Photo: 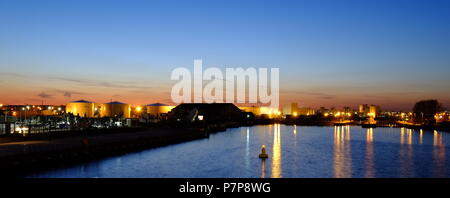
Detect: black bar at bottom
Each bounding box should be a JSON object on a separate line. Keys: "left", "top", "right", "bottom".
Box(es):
{"left": 2, "top": 178, "right": 449, "bottom": 197}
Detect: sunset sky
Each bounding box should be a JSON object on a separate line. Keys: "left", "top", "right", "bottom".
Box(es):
{"left": 1, "top": 0, "right": 450, "bottom": 111}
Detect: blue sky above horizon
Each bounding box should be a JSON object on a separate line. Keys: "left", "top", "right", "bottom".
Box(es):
{"left": 1, "top": 0, "right": 450, "bottom": 111}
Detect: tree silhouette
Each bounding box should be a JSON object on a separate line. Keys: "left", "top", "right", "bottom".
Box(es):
{"left": 413, "top": 99, "right": 443, "bottom": 124}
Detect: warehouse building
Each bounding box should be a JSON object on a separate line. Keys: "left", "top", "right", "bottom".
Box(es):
{"left": 169, "top": 103, "right": 245, "bottom": 123}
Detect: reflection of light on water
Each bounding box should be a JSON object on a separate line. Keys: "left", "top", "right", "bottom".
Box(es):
{"left": 433, "top": 130, "right": 442, "bottom": 146}
{"left": 400, "top": 128, "right": 405, "bottom": 145}
{"left": 346, "top": 125, "right": 350, "bottom": 141}
{"left": 407, "top": 129, "right": 413, "bottom": 145}
{"left": 366, "top": 128, "right": 373, "bottom": 142}
{"left": 333, "top": 126, "right": 352, "bottom": 178}
{"left": 271, "top": 124, "right": 282, "bottom": 178}
{"left": 245, "top": 127, "right": 250, "bottom": 170}
{"left": 260, "top": 159, "right": 266, "bottom": 178}
{"left": 419, "top": 129, "right": 423, "bottom": 144}
{"left": 433, "top": 130, "right": 445, "bottom": 177}
{"left": 365, "top": 128, "right": 374, "bottom": 177}
{"left": 293, "top": 125, "right": 298, "bottom": 156}
{"left": 399, "top": 128, "right": 413, "bottom": 177}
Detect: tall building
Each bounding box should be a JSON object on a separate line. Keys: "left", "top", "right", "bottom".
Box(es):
{"left": 359, "top": 104, "right": 369, "bottom": 114}
{"left": 369, "top": 104, "right": 380, "bottom": 117}
{"left": 319, "top": 107, "right": 327, "bottom": 113}
{"left": 282, "top": 103, "right": 298, "bottom": 115}
{"left": 297, "top": 107, "right": 315, "bottom": 116}
{"left": 343, "top": 106, "right": 351, "bottom": 113}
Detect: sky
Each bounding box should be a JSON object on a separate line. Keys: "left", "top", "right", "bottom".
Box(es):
{"left": 0, "top": 0, "right": 449, "bottom": 111}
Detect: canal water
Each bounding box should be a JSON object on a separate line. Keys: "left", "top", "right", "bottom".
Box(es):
{"left": 29, "top": 125, "right": 450, "bottom": 178}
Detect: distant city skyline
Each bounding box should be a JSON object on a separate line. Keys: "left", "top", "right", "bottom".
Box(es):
{"left": 1, "top": 0, "right": 450, "bottom": 111}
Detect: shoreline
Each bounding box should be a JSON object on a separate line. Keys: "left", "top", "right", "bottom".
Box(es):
{"left": 0, "top": 127, "right": 209, "bottom": 177}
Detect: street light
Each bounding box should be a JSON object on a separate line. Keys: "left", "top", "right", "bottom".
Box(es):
{"left": 3, "top": 110, "right": 7, "bottom": 123}
{"left": 25, "top": 106, "right": 30, "bottom": 123}
{"left": 21, "top": 107, "right": 25, "bottom": 122}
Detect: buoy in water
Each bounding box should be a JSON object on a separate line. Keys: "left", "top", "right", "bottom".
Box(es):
{"left": 259, "top": 145, "right": 268, "bottom": 159}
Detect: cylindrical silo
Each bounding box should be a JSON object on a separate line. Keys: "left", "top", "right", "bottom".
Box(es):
{"left": 66, "top": 100, "right": 96, "bottom": 118}
{"left": 146, "top": 103, "right": 175, "bottom": 116}
{"left": 100, "top": 101, "right": 131, "bottom": 118}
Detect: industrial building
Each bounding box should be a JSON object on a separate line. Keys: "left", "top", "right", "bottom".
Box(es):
{"left": 239, "top": 106, "right": 280, "bottom": 118}
{"left": 297, "top": 107, "right": 315, "bottom": 116}
{"left": 359, "top": 104, "right": 369, "bottom": 114}
{"left": 282, "top": 103, "right": 298, "bottom": 116}
{"left": 239, "top": 106, "right": 261, "bottom": 115}
{"left": 369, "top": 105, "right": 380, "bottom": 117}
{"left": 281, "top": 103, "right": 315, "bottom": 116}
{"left": 359, "top": 104, "right": 380, "bottom": 117}
{"left": 66, "top": 100, "right": 96, "bottom": 118}
{"left": 146, "top": 103, "right": 175, "bottom": 117}
{"left": 169, "top": 103, "right": 245, "bottom": 123}
{"left": 100, "top": 101, "right": 131, "bottom": 118}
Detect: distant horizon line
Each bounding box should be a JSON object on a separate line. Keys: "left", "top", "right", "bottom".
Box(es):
{"left": 1, "top": 101, "right": 443, "bottom": 112}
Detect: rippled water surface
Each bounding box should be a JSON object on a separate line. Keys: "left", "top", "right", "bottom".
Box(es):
{"left": 30, "top": 125, "right": 450, "bottom": 178}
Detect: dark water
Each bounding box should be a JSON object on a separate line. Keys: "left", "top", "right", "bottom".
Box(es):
{"left": 29, "top": 125, "right": 450, "bottom": 178}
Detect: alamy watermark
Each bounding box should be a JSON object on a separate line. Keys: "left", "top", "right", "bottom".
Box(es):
{"left": 170, "top": 60, "right": 279, "bottom": 109}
